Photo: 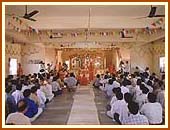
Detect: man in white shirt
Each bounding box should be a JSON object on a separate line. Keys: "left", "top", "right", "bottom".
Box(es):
{"left": 12, "top": 84, "right": 24, "bottom": 104}
{"left": 110, "top": 87, "right": 121, "bottom": 105}
{"left": 64, "top": 73, "right": 77, "bottom": 92}
{"left": 121, "top": 101, "right": 149, "bottom": 125}
{"left": 120, "top": 80, "right": 130, "bottom": 95}
{"left": 107, "top": 92, "right": 128, "bottom": 122}
{"left": 140, "top": 93, "right": 162, "bottom": 124}
{"left": 40, "top": 81, "right": 54, "bottom": 102}
{"left": 135, "top": 84, "right": 149, "bottom": 109}
{"left": 104, "top": 79, "right": 114, "bottom": 98}
{"left": 36, "top": 84, "right": 47, "bottom": 108}
{"left": 6, "top": 99, "right": 31, "bottom": 125}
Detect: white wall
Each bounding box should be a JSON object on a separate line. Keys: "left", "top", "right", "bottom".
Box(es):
{"left": 5, "top": 42, "right": 21, "bottom": 77}
{"left": 21, "top": 45, "right": 57, "bottom": 75}
{"left": 45, "top": 48, "right": 57, "bottom": 69}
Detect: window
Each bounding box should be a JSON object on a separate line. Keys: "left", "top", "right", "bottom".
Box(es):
{"left": 9, "top": 58, "right": 17, "bottom": 75}
{"left": 160, "top": 57, "right": 165, "bottom": 73}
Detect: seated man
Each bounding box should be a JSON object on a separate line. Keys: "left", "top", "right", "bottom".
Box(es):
{"left": 40, "top": 79, "right": 54, "bottom": 101}
{"left": 64, "top": 73, "right": 77, "bottom": 92}
{"left": 29, "top": 86, "right": 40, "bottom": 107}
{"left": 5, "top": 86, "right": 17, "bottom": 118}
{"left": 140, "top": 93, "right": 162, "bottom": 125}
{"left": 23, "top": 89, "right": 43, "bottom": 122}
{"left": 36, "top": 84, "right": 47, "bottom": 108}
{"left": 120, "top": 101, "right": 149, "bottom": 125}
{"left": 12, "top": 84, "right": 24, "bottom": 104}
{"left": 93, "top": 74, "right": 101, "bottom": 89}
{"left": 6, "top": 99, "right": 31, "bottom": 125}
{"left": 51, "top": 76, "right": 62, "bottom": 96}
{"left": 135, "top": 84, "right": 149, "bottom": 109}
{"left": 107, "top": 92, "right": 128, "bottom": 122}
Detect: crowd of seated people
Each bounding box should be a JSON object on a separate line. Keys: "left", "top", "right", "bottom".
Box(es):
{"left": 5, "top": 69, "right": 78, "bottom": 125}
{"left": 93, "top": 66, "right": 165, "bottom": 125}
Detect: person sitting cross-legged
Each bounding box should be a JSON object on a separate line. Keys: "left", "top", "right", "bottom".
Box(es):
{"left": 23, "top": 89, "right": 43, "bottom": 122}
{"left": 12, "top": 83, "right": 24, "bottom": 104}
{"left": 5, "top": 86, "right": 17, "bottom": 118}
{"left": 107, "top": 92, "right": 128, "bottom": 122}
{"left": 51, "top": 76, "right": 62, "bottom": 96}
{"left": 64, "top": 73, "right": 77, "bottom": 92}
{"left": 119, "top": 101, "right": 149, "bottom": 125}
{"left": 140, "top": 93, "right": 162, "bottom": 125}
{"left": 6, "top": 99, "right": 31, "bottom": 125}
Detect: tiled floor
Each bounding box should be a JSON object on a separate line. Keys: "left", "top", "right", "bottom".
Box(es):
{"left": 93, "top": 87, "right": 118, "bottom": 125}
{"left": 32, "top": 89, "right": 74, "bottom": 125}
{"left": 32, "top": 85, "right": 116, "bottom": 125}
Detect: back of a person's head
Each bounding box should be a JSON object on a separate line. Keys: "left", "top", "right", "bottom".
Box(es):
{"left": 116, "top": 92, "right": 123, "bottom": 100}
{"left": 122, "top": 79, "right": 127, "bottom": 86}
{"left": 112, "top": 76, "right": 116, "bottom": 81}
{"left": 17, "top": 99, "right": 27, "bottom": 112}
{"left": 128, "top": 101, "right": 139, "bottom": 115}
{"left": 96, "top": 74, "right": 100, "bottom": 78}
{"left": 147, "top": 80, "right": 153, "bottom": 87}
{"left": 33, "top": 73, "right": 37, "bottom": 78}
{"left": 31, "top": 86, "right": 37, "bottom": 93}
{"left": 120, "top": 74, "right": 124, "bottom": 79}
{"left": 145, "top": 67, "right": 149, "bottom": 70}
{"left": 126, "top": 79, "right": 131, "bottom": 85}
{"left": 52, "top": 76, "right": 57, "bottom": 81}
{"left": 124, "top": 93, "right": 132, "bottom": 103}
{"left": 149, "top": 75, "right": 154, "bottom": 81}
{"left": 148, "top": 93, "right": 156, "bottom": 103}
{"left": 141, "top": 86, "right": 149, "bottom": 94}
{"left": 70, "top": 73, "right": 74, "bottom": 77}
{"left": 137, "top": 79, "right": 142, "bottom": 85}
{"left": 131, "top": 74, "right": 135, "bottom": 78}
{"left": 162, "top": 74, "right": 165, "bottom": 80}
{"left": 139, "top": 83, "right": 145, "bottom": 90}
{"left": 108, "top": 79, "right": 113, "bottom": 85}
{"left": 143, "top": 72, "right": 149, "bottom": 78}
{"left": 104, "top": 75, "right": 108, "bottom": 79}
{"left": 23, "top": 89, "right": 31, "bottom": 98}
{"left": 112, "top": 87, "right": 121, "bottom": 94}
{"left": 16, "top": 84, "right": 22, "bottom": 91}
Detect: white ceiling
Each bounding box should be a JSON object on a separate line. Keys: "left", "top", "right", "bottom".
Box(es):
{"left": 5, "top": 5, "right": 165, "bottom": 29}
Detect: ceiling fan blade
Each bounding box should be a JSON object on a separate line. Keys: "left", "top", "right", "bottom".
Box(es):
{"left": 23, "top": 17, "right": 37, "bottom": 21}
{"left": 154, "top": 15, "right": 165, "bottom": 17}
{"left": 133, "top": 16, "right": 148, "bottom": 19}
{"left": 27, "top": 10, "right": 39, "bottom": 18}
{"left": 148, "top": 6, "right": 157, "bottom": 17}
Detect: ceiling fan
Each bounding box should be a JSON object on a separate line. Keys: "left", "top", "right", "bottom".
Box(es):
{"left": 85, "top": 8, "right": 91, "bottom": 41}
{"left": 136, "top": 5, "right": 165, "bottom": 19}
{"left": 6, "top": 5, "right": 39, "bottom": 22}
{"left": 22, "top": 5, "right": 39, "bottom": 21}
